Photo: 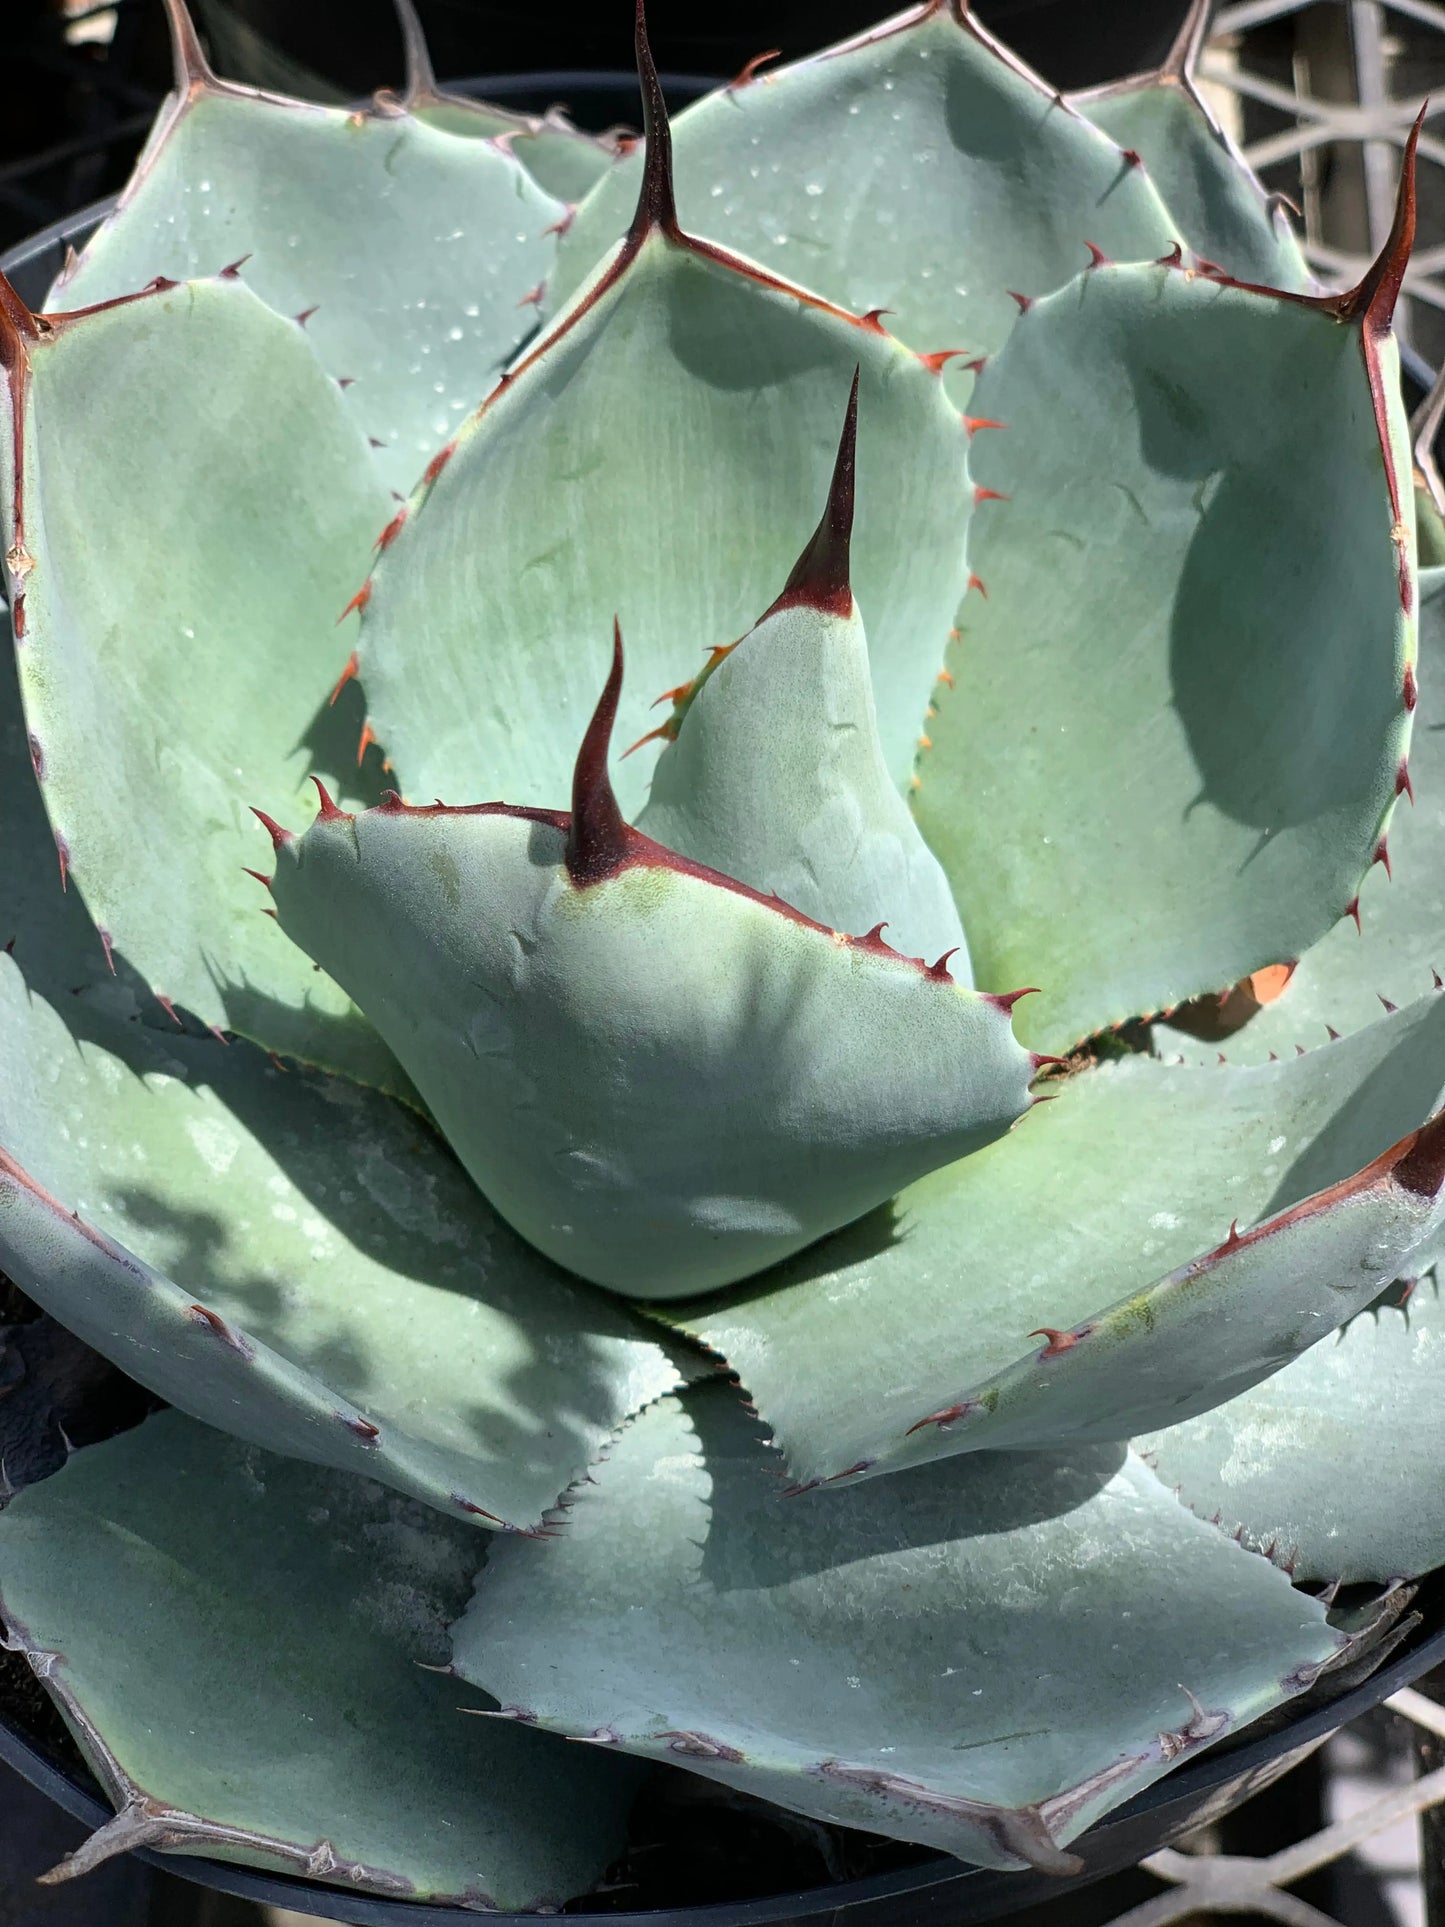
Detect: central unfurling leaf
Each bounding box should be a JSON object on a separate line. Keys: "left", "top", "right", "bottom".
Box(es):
{"left": 265, "top": 631, "right": 1035, "bottom": 1298}
{"left": 635, "top": 377, "right": 971, "bottom": 974}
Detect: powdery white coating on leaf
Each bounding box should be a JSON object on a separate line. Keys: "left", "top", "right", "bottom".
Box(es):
{"left": 667, "top": 989, "right": 1445, "bottom": 1482}
{"left": 270, "top": 804, "right": 1032, "bottom": 1298}
{"left": 454, "top": 1386, "right": 1339, "bottom": 1871}
{"left": 0, "top": 954, "right": 682, "bottom": 1530}
{"left": 1, "top": 276, "right": 403, "bottom": 1084}
{"left": 1160, "top": 567, "right": 1445, "bottom": 1066}
{"left": 1137, "top": 1274, "right": 1445, "bottom": 1582}
{"left": 1078, "top": 80, "right": 1309, "bottom": 291}
{"left": 637, "top": 597, "right": 971, "bottom": 976}
{"left": 553, "top": 6, "right": 1179, "bottom": 369}
{"left": 0, "top": 1412, "right": 638, "bottom": 1904}
{"left": 360, "top": 229, "right": 972, "bottom": 819}
{"left": 411, "top": 95, "right": 621, "bottom": 205}
{"left": 916, "top": 261, "right": 1414, "bottom": 1055}
{"left": 52, "top": 86, "right": 566, "bottom": 496}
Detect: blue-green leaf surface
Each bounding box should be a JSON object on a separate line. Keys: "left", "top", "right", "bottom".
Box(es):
{"left": 359, "top": 226, "right": 971, "bottom": 819}
{"left": 1159, "top": 568, "right": 1445, "bottom": 1064}
{"left": 661, "top": 991, "right": 1445, "bottom": 1484}
{"left": 1, "top": 273, "right": 404, "bottom": 1084}
{"left": 0, "top": 953, "right": 682, "bottom": 1530}
{"left": 453, "top": 1386, "right": 1339, "bottom": 1872}
{"left": 52, "top": 26, "right": 564, "bottom": 496}
{"left": 0, "top": 1411, "right": 638, "bottom": 1903}
{"left": 1137, "top": 1274, "right": 1445, "bottom": 1584}
{"left": 267, "top": 765, "right": 1033, "bottom": 1299}
{"left": 916, "top": 258, "right": 1415, "bottom": 1053}
{"left": 551, "top": 6, "right": 1179, "bottom": 365}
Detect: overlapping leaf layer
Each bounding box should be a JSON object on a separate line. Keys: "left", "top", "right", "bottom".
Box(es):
{"left": 1, "top": 0, "right": 1443, "bottom": 1905}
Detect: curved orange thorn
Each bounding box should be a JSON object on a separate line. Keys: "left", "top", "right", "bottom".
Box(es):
{"left": 374, "top": 507, "right": 408, "bottom": 553}
{"left": 1029, "top": 1326, "right": 1083, "bottom": 1356}
{"left": 622, "top": 721, "right": 675, "bottom": 759}
{"left": 329, "top": 650, "right": 360, "bottom": 705}
{"left": 730, "top": 48, "right": 780, "bottom": 86}
{"left": 905, "top": 1400, "right": 971, "bottom": 1436}
{"left": 918, "top": 348, "right": 970, "bottom": 375}
{"left": 337, "top": 581, "right": 371, "bottom": 624}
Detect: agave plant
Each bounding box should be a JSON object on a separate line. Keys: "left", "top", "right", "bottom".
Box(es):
{"left": 1, "top": 0, "right": 1444, "bottom": 1907}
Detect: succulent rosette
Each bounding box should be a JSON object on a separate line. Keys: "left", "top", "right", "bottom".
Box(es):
{"left": 1, "top": 0, "right": 1444, "bottom": 1908}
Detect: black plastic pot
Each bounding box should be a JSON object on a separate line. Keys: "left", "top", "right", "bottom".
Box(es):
{"left": 5, "top": 63, "right": 1445, "bottom": 1927}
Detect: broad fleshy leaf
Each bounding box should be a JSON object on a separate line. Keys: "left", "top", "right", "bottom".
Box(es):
{"left": 51, "top": 4, "right": 565, "bottom": 496}
{"left": 357, "top": 41, "right": 972, "bottom": 818}
{"left": 551, "top": 4, "right": 1179, "bottom": 366}
{"left": 660, "top": 989, "right": 1445, "bottom": 1487}
{"left": 634, "top": 381, "right": 970, "bottom": 973}
{"left": 0, "top": 954, "right": 682, "bottom": 1531}
{"left": 1160, "top": 567, "right": 1445, "bottom": 1066}
{"left": 1078, "top": 87, "right": 1308, "bottom": 291}
{"left": 388, "top": 0, "right": 622, "bottom": 205}
{"left": 453, "top": 1386, "right": 1340, "bottom": 1873}
{"left": 1136, "top": 1274, "right": 1445, "bottom": 1585}
{"left": 1075, "top": 1, "right": 1310, "bottom": 293}
{"left": 916, "top": 241, "right": 1417, "bottom": 1054}
{"left": 267, "top": 643, "right": 1034, "bottom": 1299}
{"left": 0, "top": 1412, "right": 639, "bottom": 1904}
{"left": 414, "top": 98, "right": 620, "bottom": 204}
{"left": 0, "top": 272, "right": 407, "bottom": 1085}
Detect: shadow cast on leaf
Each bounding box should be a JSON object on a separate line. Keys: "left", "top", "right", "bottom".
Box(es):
{"left": 1117, "top": 308, "right": 1399, "bottom": 838}
{"left": 686, "top": 1385, "right": 1127, "bottom": 1593}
